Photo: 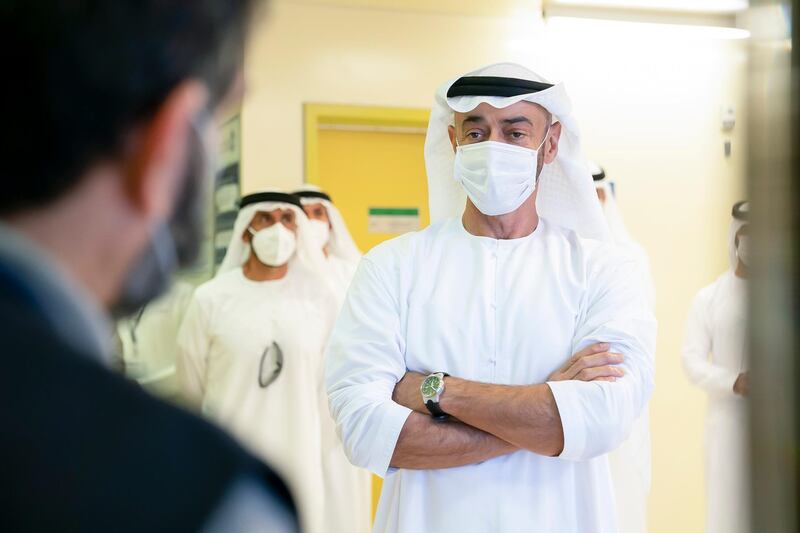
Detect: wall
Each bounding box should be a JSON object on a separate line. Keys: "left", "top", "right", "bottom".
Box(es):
{"left": 241, "top": 2, "right": 747, "bottom": 531}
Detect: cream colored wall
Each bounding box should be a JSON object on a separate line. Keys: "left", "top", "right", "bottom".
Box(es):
{"left": 242, "top": 2, "right": 746, "bottom": 532}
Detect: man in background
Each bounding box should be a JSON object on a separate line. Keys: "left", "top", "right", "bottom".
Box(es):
{"left": 295, "top": 185, "right": 362, "bottom": 299}
{"left": 0, "top": 2, "right": 296, "bottom": 531}
{"left": 294, "top": 185, "right": 372, "bottom": 533}
{"left": 178, "top": 191, "right": 335, "bottom": 533}
{"left": 683, "top": 201, "right": 750, "bottom": 533}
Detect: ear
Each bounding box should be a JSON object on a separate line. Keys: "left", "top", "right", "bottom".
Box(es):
{"left": 542, "top": 122, "right": 562, "bottom": 165}
{"left": 242, "top": 213, "right": 259, "bottom": 243}
{"left": 122, "top": 80, "right": 209, "bottom": 223}
{"left": 448, "top": 125, "right": 457, "bottom": 153}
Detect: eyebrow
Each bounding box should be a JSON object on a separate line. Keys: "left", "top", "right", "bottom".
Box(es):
{"left": 502, "top": 116, "right": 533, "bottom": 126}
{"left": 460, "top": 115, "right": 535, "bottom": 127}
{"left": 461, "top": 115, "right": 487, "bottom": 126}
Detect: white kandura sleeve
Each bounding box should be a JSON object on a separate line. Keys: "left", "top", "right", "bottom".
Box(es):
{"left": 175, "top": 293, "right": 211, "bottom": 411}
{"left": 324, "top": 257, "right": 413, "bottom": 478}
{"left": 681, "top": 287, "right": 739, "bottom": 396}
{"left": 547, "top": 254, "right": 657, "bottom": 461}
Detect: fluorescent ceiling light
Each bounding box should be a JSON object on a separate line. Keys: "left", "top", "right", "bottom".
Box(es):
{"left": 548, "top": 0, "right": 748, "bottom": 13}
{"left": 547, "top": 15, "right": 750, "bottom": 39}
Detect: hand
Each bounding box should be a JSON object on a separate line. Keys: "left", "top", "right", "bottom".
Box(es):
{"left": 733, "top": 372, "right": 749, "bottom": 396}
{"left": 548, "top": 343, "right": 625, "bottom": 382}
{"left": 392, "top": 372, "right": 428, "bottom": 413}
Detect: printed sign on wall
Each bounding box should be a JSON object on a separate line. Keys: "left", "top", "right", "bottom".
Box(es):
{"left": 367, "top": 207, "right": 420, "bottom": 234}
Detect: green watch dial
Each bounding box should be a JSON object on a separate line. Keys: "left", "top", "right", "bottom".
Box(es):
{"left": 421, "top": 375, "right": 442, "bottom": 397}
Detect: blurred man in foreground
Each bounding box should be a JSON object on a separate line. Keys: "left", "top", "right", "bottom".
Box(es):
{"left": 0, "top": 2, "right": 296, "bottom": 531}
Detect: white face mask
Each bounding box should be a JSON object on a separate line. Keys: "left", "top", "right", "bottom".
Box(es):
{"left": 736, "top": 235, "right": 750, "bottom": 267}
{"left": 248, "top": 223, "right": 296, "bottom": 267}
{"left": 453, "top": 132, "right": 548, "bottom": 216}
{"left": 307, "top": 219, "right": 331, "bottom": 250}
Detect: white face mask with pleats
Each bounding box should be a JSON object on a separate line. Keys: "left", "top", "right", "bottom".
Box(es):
{"left": 453, "top": 130, "right": 548, "bottom": 216}
{"left": 307, "top": 219, "right": 331, "bottom": 250}
{"left": 248, "top": 223, "right": 296, "bottom": 267}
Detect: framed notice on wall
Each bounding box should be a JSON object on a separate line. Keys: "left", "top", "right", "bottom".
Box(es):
{"left": 214, "top": 114, "right": 242, "bottom": 270}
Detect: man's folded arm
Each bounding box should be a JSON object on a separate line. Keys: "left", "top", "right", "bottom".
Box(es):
{"left": 395, "top": 254, "right": 656, "bottom": 461}
{"left": 390, "top": 412, "right": 517, "bottom": 470}
{"left": 548, "top": 254, "right": 656, "bottom": 460}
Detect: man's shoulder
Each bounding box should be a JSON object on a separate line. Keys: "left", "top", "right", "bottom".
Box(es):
{"left": 0, "top": 301, "right": 294, "bottom": 531}
{"left": 541, "top": 219, "right": 633, "bottom": 274}
{"left": 694, "top": 271, "right": 731, "bottom": 302}
{"left": 194, "top": 268, "right": 241, "bottom": 300}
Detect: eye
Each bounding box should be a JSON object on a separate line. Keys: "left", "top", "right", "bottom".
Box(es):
{"left": 509, "top": 131, "right": 528, "bottom": 140}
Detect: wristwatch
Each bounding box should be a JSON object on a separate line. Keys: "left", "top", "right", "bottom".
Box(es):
{"left": 420, "top": 372, "right": 449, "bottom": 421}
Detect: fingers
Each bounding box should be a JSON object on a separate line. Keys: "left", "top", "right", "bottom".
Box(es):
{"left": 559, "top": 342, "right": 611, "bottom": 373}
{"left": 575, "top": 365, "right": 625, "bottom": 382}
{"left": 573, "top": 342, "right": 611, "bottom": 361}
{"left": 563, "top": 352, "right": 624, "bottom": 380}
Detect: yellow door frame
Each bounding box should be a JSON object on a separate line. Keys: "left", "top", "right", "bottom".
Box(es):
{"left": 303, "top": 103, "right": 430, "bottom": 185}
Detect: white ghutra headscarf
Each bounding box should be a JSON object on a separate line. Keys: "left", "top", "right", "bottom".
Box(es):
{"left": 425, "top": 62, "right": 610, "bottom": 241}
{"left": 590, "top": 161, "right": 633, "bottom": 244}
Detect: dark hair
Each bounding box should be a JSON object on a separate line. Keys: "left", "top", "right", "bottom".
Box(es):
{"left": 2, "top": 0, "right": 258, "bottom": 214}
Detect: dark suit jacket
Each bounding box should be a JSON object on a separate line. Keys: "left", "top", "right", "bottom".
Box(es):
{"left": 0, "top": 263, "right": 296, "bottom": 532}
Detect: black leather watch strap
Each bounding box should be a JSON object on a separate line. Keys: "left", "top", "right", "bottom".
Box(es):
{"left": 425, "top": 399, "right": 449, "bottom": 421}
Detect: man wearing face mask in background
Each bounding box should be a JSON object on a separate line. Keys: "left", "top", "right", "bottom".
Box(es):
{"left": 293, "top": 185, "right": 371, "bottom": 532}
{"left": 0, "top": 2, "right": 297, "bottom": 532}
{"left": 294, "top": 186, "right": 363, "bottom": 302}
{"left": 326, "top": 63, "right": 656, "bottom": 533}
{"left": 177, "top": 191, "right": 337, "bottom": 533}
{"left": 682, "top": 200, "right": 750, "bottom": 533}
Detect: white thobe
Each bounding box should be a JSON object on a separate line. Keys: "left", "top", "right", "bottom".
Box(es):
{"left": 321, "top": 253, "right": 372, "bottom": 533}
{"left": 177, "top": 267, "right": 335, "bottom": 533}
{"left": 326, "top": 217, "right": 656, "bottom": 533}
{"left": 116, "top": 281, "right": 194, "bottom": 403}
{"left": 326, "top": 254, "right": 359, "bottom": 301}
{"left": 682, "top": 271, "right": 749, "bottom": 533}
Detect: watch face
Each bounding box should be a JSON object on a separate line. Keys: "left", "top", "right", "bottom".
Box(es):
{"left": 421, "top": 375, "right": 442, "bottom": 398}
